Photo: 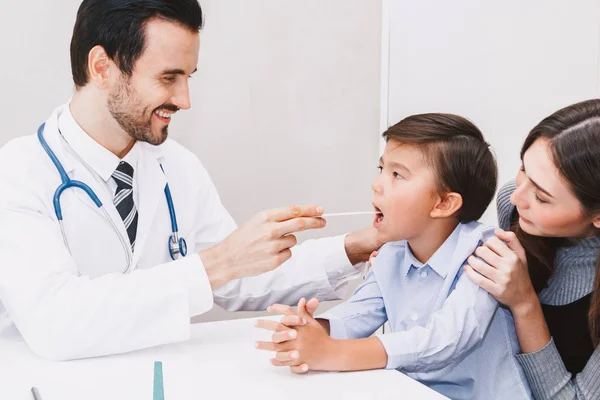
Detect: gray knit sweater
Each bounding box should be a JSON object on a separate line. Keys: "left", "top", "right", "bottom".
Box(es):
{"left": 497, "top": 181, "right": 600, "bottom": 400}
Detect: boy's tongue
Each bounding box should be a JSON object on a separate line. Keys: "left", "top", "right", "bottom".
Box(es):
{"left": 373, "top": 212, "right": 384, "bottom": 228}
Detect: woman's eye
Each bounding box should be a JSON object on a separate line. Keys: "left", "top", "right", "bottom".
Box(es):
{"left": 534, "top": 192, "right": 547, "bottom": 204}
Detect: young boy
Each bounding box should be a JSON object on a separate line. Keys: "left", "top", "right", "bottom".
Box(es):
{"left": 255, "top": 114, "right": 532, "bottom": 400}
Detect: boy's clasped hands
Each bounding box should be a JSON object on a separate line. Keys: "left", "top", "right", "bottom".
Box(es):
{"left": 255, "top": 298, "right": 331, "bottom": 374}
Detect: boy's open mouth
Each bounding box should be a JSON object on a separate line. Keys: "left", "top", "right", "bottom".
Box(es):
{"left": 373, "top": 204, "right": 384, "bottom": 227}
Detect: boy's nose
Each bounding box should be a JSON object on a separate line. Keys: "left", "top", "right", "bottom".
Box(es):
{"left": 371, "top": 177, "right": 383, "bottom": 194}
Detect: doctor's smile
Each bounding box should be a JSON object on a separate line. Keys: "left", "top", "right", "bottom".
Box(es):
{"left": 153, "top": 106, "right": 178, "bottom": 123}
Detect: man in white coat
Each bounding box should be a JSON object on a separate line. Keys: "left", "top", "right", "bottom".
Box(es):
{"left": 0, "top": 0, "right": 379, "bottom": 360}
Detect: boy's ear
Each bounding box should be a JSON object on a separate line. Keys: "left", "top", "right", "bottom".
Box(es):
{"left": 430, "top": 192, "right": 463, "bottom": 219}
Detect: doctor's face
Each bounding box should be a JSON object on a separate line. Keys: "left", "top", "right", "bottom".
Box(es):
{"left": 107, "top": 18, "right": 200, "bottom": 145}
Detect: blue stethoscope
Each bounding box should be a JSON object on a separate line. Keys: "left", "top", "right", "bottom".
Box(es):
{"left": 37, "top": 123, "right": 187, "bottom": 273}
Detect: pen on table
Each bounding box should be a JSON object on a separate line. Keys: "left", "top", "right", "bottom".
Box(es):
{"left": 154, "top": 361, "right": 164, "bottom": 400}
{"left": 31, "top": 387, "right": 43, "bottom": 400}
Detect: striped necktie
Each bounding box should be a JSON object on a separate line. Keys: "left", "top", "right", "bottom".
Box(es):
{"left": 112, "top": 161, "right": 138, "bottom": 251}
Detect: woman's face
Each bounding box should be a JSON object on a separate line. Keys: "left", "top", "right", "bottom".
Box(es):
{"left": 510, "top": 137, "right": 600, "bottom": 238}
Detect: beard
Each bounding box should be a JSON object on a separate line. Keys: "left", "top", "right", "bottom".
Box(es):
{"left": 107, "top": 77, "right": 175, "bottom": 146}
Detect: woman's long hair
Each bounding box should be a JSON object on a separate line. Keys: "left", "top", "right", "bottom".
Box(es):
{"left": 513, "top": 99, "right": 600, "bottom": 346}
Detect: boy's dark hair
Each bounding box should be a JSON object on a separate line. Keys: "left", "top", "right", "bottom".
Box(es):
{"left": 383, "top": 113, "right": 497, "bottom": 223}
{"left": 70, "top": 0, "right": 203, "bottom": 88}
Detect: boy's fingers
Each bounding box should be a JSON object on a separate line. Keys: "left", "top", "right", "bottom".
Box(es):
{"left": 272, "top": 329, "right": 297, "bottom": 344}
{"left": 255, "top": 341, "right": 277, "bottom": 351}
{"left": 290, "top": 364, "right": 309, "bottom": 374}
{"left": 270, "top": 358, "right": 303, "bottom": 367}
{"left": 275, "top": 350, "right": 299, "bottom": 362}
{"left": 306, "top": 298, "right": 320, "bottom": 316}
{"left": 254, "top": 319, "right": 288, "bottom": 332}
{"left": 281, "top": 315, "right": 307, "bottom": 326}
{"left": 267, "top": 304, "right": 297, "bottom": 316}
{"left": 297, "top": 298, "right": 311, "bottom": 318}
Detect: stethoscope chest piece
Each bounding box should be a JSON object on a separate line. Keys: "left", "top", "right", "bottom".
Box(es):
{"left": 168, "top": 234, "right": 188, "bottom": 261}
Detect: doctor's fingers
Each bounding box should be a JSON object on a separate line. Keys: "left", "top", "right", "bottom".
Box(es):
{"left": 265, "top": 205, "right": 324, "bottom": 223}
{"left": 273, "top": 234, "right": 298, "bottom": 252}
{"left": 272, "top": 217, "right": 326, "bottom": 238}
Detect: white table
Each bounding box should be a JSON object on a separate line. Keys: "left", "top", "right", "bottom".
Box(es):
{"left": 1, "top": 317, "right": 447, "bottom": 400}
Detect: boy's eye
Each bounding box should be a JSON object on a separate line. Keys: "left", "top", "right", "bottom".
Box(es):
{"left": 393, "top": 172, "right": 403, "bottom": 179}
{"left": 377, "top": 166, "right": 383, "bottom": 173}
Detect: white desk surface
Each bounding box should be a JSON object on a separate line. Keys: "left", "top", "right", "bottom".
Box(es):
{"left": 1, "top": 317, "right": 447, "bottom": 400}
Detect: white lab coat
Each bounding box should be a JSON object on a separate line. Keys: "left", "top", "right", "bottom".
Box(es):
{"left": 0, "top": 105, "right": 361, "bottom": 360}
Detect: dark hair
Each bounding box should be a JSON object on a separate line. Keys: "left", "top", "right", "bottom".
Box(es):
{"left": 382, "top": 113, "right": 497, "bottom": 223}
{"left": 70, "top": 0, "right": 203, "bottom": 88}
{"left": 511, "top": 99, "right": 600, "bottom": 346}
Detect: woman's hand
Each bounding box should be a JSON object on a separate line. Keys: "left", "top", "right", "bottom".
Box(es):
{"left": 464, "top": 229, "right": 538, "bottom": 316}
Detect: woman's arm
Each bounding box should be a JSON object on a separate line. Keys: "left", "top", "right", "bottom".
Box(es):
{"left": 465, "top": 229, "right": 600, "bottom": 399}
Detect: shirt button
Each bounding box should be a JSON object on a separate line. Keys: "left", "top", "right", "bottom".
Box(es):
{"left": 410, "top": 312, "right": 419, "bottom": 321}
{"left": 420, "top": 271, "right": 428, "bottom": 278}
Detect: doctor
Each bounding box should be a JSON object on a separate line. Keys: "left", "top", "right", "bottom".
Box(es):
{"left": 0, "top": 0, "right": 379, "bottom": 361}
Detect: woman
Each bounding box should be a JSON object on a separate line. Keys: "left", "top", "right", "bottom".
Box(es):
{"left": 466, "top": 99, "right": 600, "bottom": 399}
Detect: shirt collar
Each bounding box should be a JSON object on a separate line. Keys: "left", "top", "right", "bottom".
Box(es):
{"left": 58, "top": 104, "right": 140, "bottom": 182}
{"left": 402, "top": 224, "right": 462, "bottom": 279}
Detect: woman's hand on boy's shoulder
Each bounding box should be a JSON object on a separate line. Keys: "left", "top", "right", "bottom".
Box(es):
{"left": 464, "top": 229, "right": 538, "bottom": 314}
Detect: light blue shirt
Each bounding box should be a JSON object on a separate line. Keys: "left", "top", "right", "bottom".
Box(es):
{"left": 320, "top": 222, "right": 532, "bottom": 400}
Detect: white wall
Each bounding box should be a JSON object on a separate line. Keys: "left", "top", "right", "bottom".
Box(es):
{"left": 0, "top": 1, "right": 383, "bottom": 321}
{"left": 5, "top": 0, "right": 597, "bottom": 323}
{"left": 384, "top": 0, "right": 600, "bottom": 225}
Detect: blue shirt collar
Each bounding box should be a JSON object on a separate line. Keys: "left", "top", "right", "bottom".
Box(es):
{"left": 401, "top": 224, "right": 462, "bottom": 279}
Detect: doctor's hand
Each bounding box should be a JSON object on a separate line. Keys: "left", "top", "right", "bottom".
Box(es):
{"left": 344, "top": 227, "right": 384, "bottom": 265}
{"left": 255, "top": 298, "right": 334, "bottom": 373}
{"left": 200, "top": 205, "right": 326, "bottom": 289}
